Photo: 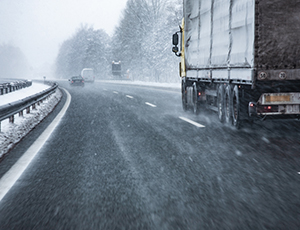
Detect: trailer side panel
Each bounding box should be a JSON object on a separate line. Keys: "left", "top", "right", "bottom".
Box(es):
{"left": 184, "top": 0, "right": 255, "bottom": 82}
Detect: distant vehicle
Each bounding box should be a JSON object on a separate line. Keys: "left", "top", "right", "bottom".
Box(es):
{"left": 112, "top": 61, "right": 122, "bottom": 78}
{"left": 81, "top": 68, "right": 95, "bottom": 83}
{"left": 69, "top": 76, "right": 84, "bottom": 87}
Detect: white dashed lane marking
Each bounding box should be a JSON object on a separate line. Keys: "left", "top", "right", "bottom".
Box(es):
{"left": 126, "top": 95, "right": 134, "bottom": 99}
{"left": 145, "top": 102, "right": 157, "bottom": 108}
{"left": 179, "top": 116, "right": 205, "bottom": 128}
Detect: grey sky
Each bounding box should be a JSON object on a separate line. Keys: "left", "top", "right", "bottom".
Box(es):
{"left": 0, "top": 0, "right": 128, "bottom": 70}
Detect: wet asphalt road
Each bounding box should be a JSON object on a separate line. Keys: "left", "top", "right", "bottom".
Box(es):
{"left": 0, "top": 80, "right": 300, "bottom": 229}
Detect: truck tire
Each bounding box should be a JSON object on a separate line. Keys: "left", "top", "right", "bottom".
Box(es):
{"left": 193, "top": 83, "right": 199, "bottom": 114}
{"left": 182, "top": 83, "right": 188, "bottom": 111}
{"left": 225, "top": 85, "right": 232, "bottom": 125}
{"left": 232, "top": 85, "right": 242, "bottom": 128}
{"left": 217, "top": 85, "right": 225, "bottom": 123}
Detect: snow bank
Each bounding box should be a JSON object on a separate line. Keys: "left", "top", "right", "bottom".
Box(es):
{"left": 0, "top": 89, "right": 62, "bottom": 159}
{"left": 99, "top": 80, "right": 181, "bottom": 89}
{"left": 0, "top": 82, "right": 50, "bottom": 106}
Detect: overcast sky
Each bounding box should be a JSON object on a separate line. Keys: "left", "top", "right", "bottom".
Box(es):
{"left": 0, "top": 0, "right": 128, "bottom": 70}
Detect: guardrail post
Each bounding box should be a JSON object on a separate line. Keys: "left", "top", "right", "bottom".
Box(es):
{"left": 9, "top": 115, "right": 14, "bottom": 123}
{"left": 0, "top": 82, "right": 58, "bottom": 126}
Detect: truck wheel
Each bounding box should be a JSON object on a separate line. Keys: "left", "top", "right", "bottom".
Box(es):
{"left": 182, "top": 92, "right": 188, "bottom": 111}
{"left": 232, "top": 85, "right": 240, "bottom": 128}
{"left": 193, "top": 84, "right": 199, "bottom": 114}
{"left": 182, "top": 84, "right": 188, "bottom": 112}
{"left": 217, "top": 85, "right": 225, "bottom": 123}
{"left": 225, "top": 85, "right": 232, "bottom": 125}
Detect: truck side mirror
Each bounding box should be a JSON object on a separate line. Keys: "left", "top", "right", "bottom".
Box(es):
{"left": 172, "top": 32, "right": 181, "bottom": 56}
{"left": 172, "top": 46, "right": 179, "bottom": 53}
{"left": 172, "top": 33, "right": 179, "bottom": 46}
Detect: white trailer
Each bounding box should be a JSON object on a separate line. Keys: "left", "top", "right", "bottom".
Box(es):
{"left": 81, "top": 68, "right": 95, "bottom": 83}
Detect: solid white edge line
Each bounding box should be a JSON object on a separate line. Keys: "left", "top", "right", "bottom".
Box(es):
{"left": 179, "top": 116, "right": 205, "bottom": 128}
{"left": 0, "top": 88, "right": 71, "bottom": 202}
{"left": 145, "top": 102, "right": 157, "bottom": 107}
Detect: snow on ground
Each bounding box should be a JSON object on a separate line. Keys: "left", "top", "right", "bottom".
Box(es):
{"left": 0, "top": 82, "right": 62, "bottom": 159}
{"left": 99, "top": 80, "right": 181, "bottom": 89}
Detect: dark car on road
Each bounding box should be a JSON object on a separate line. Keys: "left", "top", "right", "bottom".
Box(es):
{"left": 69, "top": 76, "right": 84, "bottom": 87}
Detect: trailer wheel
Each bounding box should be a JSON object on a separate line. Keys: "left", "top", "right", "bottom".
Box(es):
{"left": 217, "top": 85, "right": 225, "bottom": 123}
{"left": 193, "top": 83, "right": 199, "bottom": 114}
{"left": 182, "top": 83, "right": 188, "bottom": 111}
{"left": 225, "top": 85, "right": 232, "bottom": 125}
{"left": 232, "top": 85, "right": 240, "bottom": 128}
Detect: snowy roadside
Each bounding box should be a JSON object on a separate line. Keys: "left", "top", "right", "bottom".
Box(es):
{"left": 98, "top": 80, "right": 181, "bottom": 90}
{"left": 0, "top": 82, "right": 51, "bottom": 106}
{"left": 0, "top": 88, "right": 63, "bottom": 159}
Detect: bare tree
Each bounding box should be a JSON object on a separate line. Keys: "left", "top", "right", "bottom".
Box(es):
{"left": 112, "top": 0, "right": 182, "bottom": 82}
{"left": 55, "top": 25, "right": 110, "bottom": 79}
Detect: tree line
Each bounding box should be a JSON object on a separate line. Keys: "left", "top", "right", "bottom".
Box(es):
{"left": 0, "top": 44, "right": 31, "bottom": 79}
{"left": 55, "top": 25, "right": 111, "bottom": 79}
{"left": 55, "top": 0, "right": 182, "bottom": 82}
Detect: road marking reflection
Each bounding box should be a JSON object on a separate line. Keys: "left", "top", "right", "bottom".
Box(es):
{"left": 179, "top": 116, "right": 205, "bottom": 128}
{"left": 145, "top": 102, "right": 157, "bottom": 107}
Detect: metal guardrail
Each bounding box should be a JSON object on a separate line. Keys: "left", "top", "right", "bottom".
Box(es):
{"left": 0, "top": 82, "right": 58, "bottom": 132}
{"left": 0, "top": 80, "right": 32, "bottom": 95}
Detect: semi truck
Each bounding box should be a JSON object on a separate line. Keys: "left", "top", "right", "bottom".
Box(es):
{"left": 172, "top": 0, "right": 300, "bottom": 128}
{"left": 112, "top": 61, "right": 122, "bottom": 78}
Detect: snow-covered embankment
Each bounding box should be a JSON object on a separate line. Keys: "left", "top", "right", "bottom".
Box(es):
{"left": 0, "top": 85, "right": 62, "bottom": 159}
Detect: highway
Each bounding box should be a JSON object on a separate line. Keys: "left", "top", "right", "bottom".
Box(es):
{"left": 0, "top": 80, "right": 300, "bottom": 229}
